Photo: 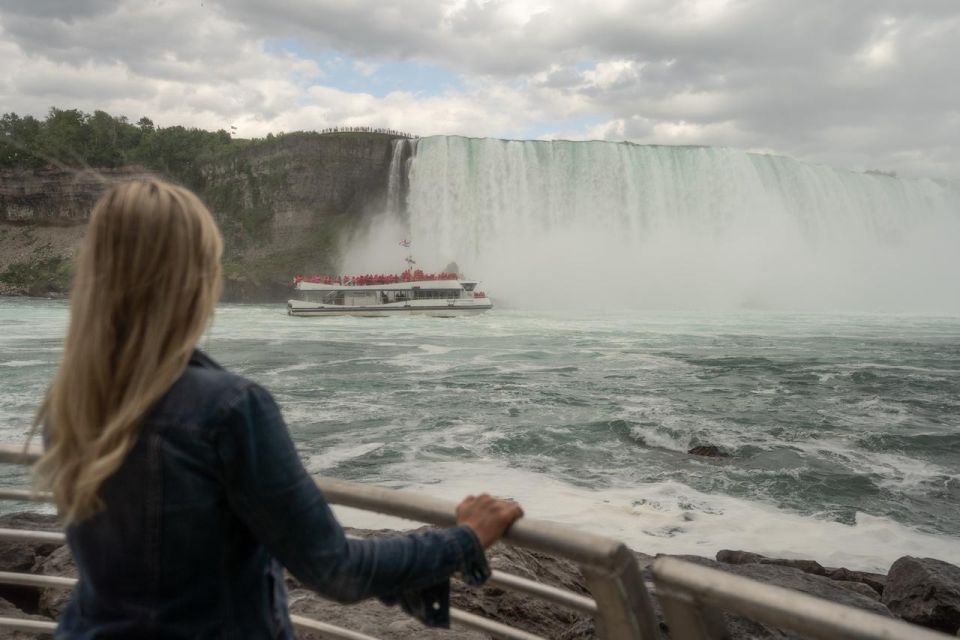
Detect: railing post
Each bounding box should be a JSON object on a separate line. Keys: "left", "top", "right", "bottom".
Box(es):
{"left": 583, "top": 544, "right": 659, "bottom": 640}
{"left": 656, "top": 590, "right": 728, "bottom": 640}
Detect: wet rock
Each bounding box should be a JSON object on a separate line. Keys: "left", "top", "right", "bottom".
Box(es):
{"left": 827, "top": 567, "right": 886, "bottom": 596}
{"left": 833, "top": 579, "right": 882, "bottom": 601}
{"left": 720, "top": 562, "right": 888, "bottom": 618}
{"left": 687, "top": 445, "right": 730, "bottom": 458}
{"left": 764, "top": 559, "right": 827, "bottom": 577}
{"left": 716, "top": 550, "right": 826, "bottom": 576}
{"left": 883, "top": 556, "right": 960, "bottom": 634}
{"left": 717, "top": 549, "right": 764, "bottom": 565}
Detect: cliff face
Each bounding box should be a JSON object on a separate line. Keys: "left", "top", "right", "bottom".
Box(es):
{"left": 0, "top": 167, "right": 157, "bottom": 296}
{"left": 0, "top": 132, "right": 402, "bottom": 300}
{"left": 0, "top": 167, "right": 158, "bottom": 225}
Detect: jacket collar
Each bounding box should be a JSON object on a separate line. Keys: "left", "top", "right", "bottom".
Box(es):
{"left": 189, "top": 348, "right": 223, "bottom": 370}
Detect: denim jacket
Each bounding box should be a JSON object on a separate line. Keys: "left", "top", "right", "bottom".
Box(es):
{"left": 57, "top": 350, "right": 490, "bottom": 639}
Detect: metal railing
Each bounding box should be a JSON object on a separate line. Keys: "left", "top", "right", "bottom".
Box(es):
{"left": 0, "top": 444, "right": 952, "bottom": 639}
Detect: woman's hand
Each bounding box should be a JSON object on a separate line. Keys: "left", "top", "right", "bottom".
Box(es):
{"left": 455, "top": 493, "right": 524, "bottom": 548}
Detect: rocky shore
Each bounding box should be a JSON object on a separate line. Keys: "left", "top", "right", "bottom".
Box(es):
{"left": 1, "top": 512, "right": 958, "bottom": 639}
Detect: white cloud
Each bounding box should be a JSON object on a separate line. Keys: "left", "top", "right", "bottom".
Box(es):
{"left": 1, "top": 0, "right": 959, "bottom": 177}
{"left": 352, "top": 60, "right": 381, "bottom": 77}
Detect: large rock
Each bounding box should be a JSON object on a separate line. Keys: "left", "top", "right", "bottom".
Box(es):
{"left": 717, "top": 549, "right": 826, "bottom": 576}
{"left": 717, "top": 549, "right": 889, "bottom": 596}
{"left": 0, "top": 513, "right": 63, "bottom": 617}
{"left": 0, "top": 512, "right": 62, "bottom": 574}
{"left": 34, "top": 545, "right": 76, "bottom": 619}
{"left": 828, "top": 567, "right": 886, "bottom": 596}
{"left": 883, "top": 556, "right": 960, "bottom": 634}
{"left": 451, "top": 543, "right": 592, "bottom": 640}
{"left": 665, "top": 555, "right": 891, "bottom": 639}
{"left": 290, "top": 527, "right": 594, "bottom": 640}
{"left": 288, "top": 589, "right": 488, "bottom": 640}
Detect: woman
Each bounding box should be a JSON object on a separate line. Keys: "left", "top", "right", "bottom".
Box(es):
{"left": 33, "top": 179, "right": 523, "bottom": 638}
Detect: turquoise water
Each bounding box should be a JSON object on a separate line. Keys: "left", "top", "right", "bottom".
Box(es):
{"left": 2, "top": 297, "right": 959, "bottom": 571}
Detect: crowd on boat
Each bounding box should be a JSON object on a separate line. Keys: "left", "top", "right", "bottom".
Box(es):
{"left": 293, "top": 269, "right": 459, "bottom": 286}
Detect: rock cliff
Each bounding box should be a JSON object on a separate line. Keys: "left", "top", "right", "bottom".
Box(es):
{"left": 0, "top": 132, "right": 403, "bottom": 301}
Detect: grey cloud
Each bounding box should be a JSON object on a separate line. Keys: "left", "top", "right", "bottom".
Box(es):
{"left": 1, "top": 0, "right": 959, "bottom": 177}
{"left": 0, "top": 0, "right": 117, "bottom": 21}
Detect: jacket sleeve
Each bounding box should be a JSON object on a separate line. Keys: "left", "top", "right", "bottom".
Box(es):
{"left": 212, "top": 382, "right": 490, "bottom": 626}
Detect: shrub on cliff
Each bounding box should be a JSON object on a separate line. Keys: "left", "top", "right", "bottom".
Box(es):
{"left": 0, "top": 108, "right": 239, "bottom": 187}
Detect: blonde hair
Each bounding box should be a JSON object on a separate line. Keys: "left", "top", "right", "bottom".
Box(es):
{"left": 33, "top": 179, "right": 223, "bottom": 523}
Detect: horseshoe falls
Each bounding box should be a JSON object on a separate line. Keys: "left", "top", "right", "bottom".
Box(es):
{"left": 362, "top": 136, "right": 960, "bottom": 311}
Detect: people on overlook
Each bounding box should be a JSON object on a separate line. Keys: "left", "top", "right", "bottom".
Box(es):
{"left": 32, "top": 179, "right": 522, "bottom": 638}
{"left": 294, "top": 270, "right": 458, "bottom": 286}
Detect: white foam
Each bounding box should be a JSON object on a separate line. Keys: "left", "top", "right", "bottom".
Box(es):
{"left": 418, "top": 344, "right": 453, "bottom": 355}
{"left": 0, "top": 360, "right": 47, "bottom": 368}
{"left": 331, "top": 460, "right": 960, "bottom": 572}
{"left": 307, "top": 442, "right": 386, "bottom": 472}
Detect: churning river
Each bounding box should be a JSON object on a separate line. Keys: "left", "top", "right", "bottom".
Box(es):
{"left": 2, "top": 298, "right": 958, "bottom": 572}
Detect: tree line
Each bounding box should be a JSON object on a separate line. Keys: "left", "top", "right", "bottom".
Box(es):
{"left": 0, "top": 108, "right": 417, "bottom": 185}
{"left": 0, "top": 108, "right": 239, "bottom": 180}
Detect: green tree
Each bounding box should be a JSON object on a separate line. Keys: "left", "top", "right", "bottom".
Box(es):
{"left": 0, "top": 108, "right": 239, "bottom": 174}
{"left": 0, "top": 113, "right": 44, "bottom": 168}
{"left": 86, "top": 110, "right": 124, "bottom": 166}
{"left": 37, "top": 108, "right": 91, "bottom": 165}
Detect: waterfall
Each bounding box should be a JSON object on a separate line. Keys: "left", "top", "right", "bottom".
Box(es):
{"left": 379, "top": 136, "right": 960, "bottom": 310}
{"left": 385, "top": 138, "right": 414, "bottom": 216}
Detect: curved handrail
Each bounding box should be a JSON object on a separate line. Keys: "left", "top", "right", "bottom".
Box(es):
{"left": 318, "top": 476, "right": 626, "bottom": 573}
{"left": 0, "top": 443, "right": 659, "bottom": 639}
{"left": 0, "top": 445, "right": 634, "bottom": 573}
{"left": 653, "top": 557, "right": 954, "bottom": 640}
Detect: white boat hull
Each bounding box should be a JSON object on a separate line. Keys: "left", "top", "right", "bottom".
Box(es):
{"left": 287, "top": 298, "right": 493, "bottom": 318}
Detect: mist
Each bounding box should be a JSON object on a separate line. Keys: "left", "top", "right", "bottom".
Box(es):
{"left": 341, "top": 137, "right": 960, "bottom": 313}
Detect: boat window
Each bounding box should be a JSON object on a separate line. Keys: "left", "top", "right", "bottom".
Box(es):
{"left": 413, "top": 289, "right": 461, "bottom": 300}
{"left": 462, "top": 283, "right": 476, "bottom": 292}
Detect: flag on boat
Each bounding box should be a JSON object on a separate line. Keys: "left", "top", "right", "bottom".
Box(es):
{"left": 399, "top": 239, "right": 411, "bottom": 248}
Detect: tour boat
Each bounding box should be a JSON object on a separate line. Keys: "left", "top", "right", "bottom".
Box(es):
{"left": 287, "top": 270, "right": 493, "bottom": 317}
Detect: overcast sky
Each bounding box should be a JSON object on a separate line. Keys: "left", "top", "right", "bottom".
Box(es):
{"left": 1, "top": 0, "right": 958, "bottom": 178}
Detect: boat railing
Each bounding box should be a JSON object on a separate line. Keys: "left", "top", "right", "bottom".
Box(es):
{"left": 0, "top": 444, "right": 951, "bottom": 639}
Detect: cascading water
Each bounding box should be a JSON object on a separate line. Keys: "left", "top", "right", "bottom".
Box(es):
{"left": 356, "top": 136, "right": 960, "bottom": 311}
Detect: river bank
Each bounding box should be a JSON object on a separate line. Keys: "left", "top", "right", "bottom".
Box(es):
{"left": 0, "top": 512, "right": 957, "bottom": 638}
